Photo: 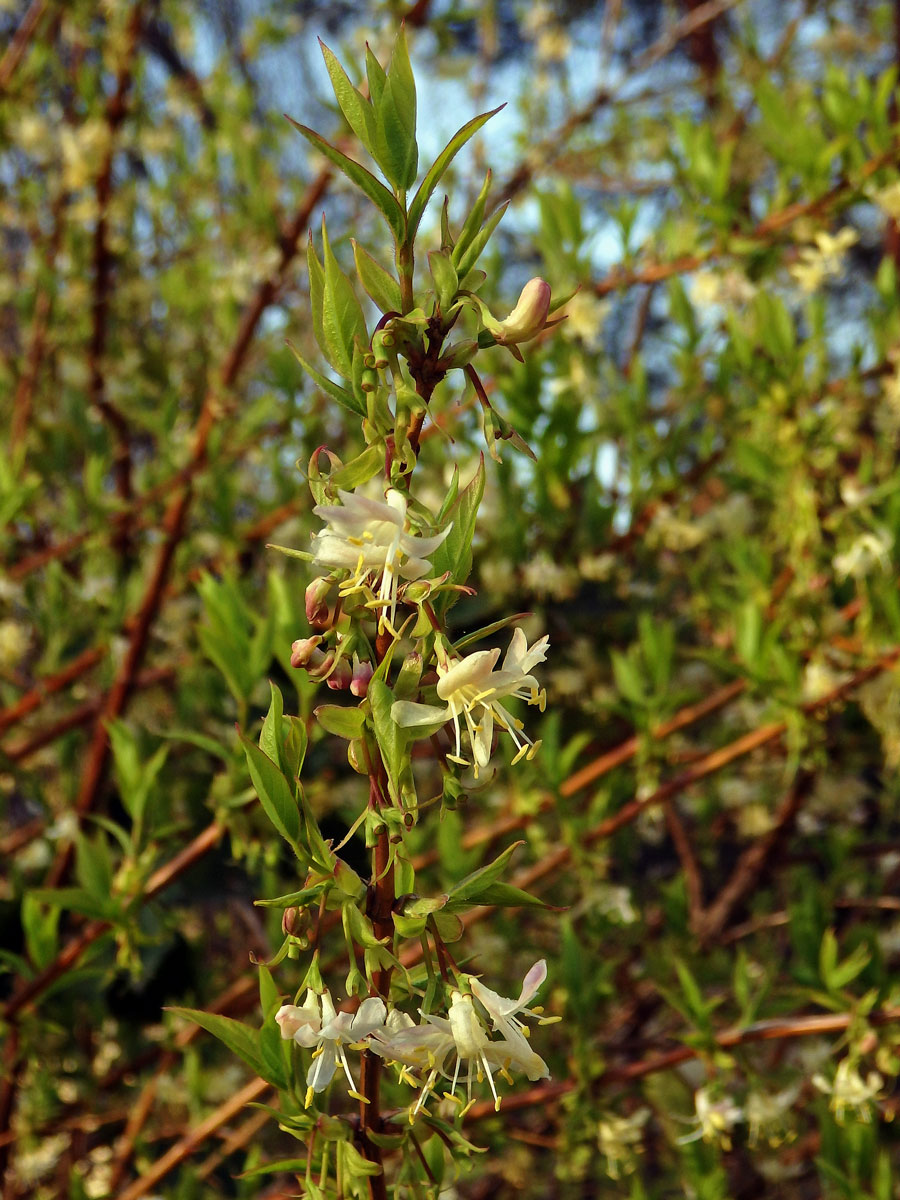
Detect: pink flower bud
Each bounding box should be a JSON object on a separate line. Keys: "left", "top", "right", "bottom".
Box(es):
{"left": 325, "top": 657, "right": 352, "bottom": 690}
{"left": 290, "top": 635, "right": 322, "bottom": 668}
{"left": 496, "top": 278, "right": 552, "bottom": 344}
{"left": 350, "top": 656, "right": 374, "bottom": 698}
{"left": 305, "top": 577, "right": 333, "bottom": 628}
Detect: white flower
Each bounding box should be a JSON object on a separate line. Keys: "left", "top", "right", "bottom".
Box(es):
{"left": 369, "top": 965, "right": 551, "bottom": 1118}
{"left": 789, "top": 227, "right": 858, "bottom": 293}
{"left": 311, "top": 489, "right": 449, "bottom": 634}
{"left": 598, "top": 1108, "right": 650, "bottom": 1179}
{"left": 813, "top": 1059, "right": 883, "bottom": 1123}
{"left": 276, "top": 989, "right": 386, "bottom": 1107}
{"left": 469, "top": 959, "right": 553, "bottom": 1080}
{"left": 391, "top": 629, "right": 548, "bottom": 775}
{"left": 832, "top": 529, "right": 892, "bottom": 579}
{"left": 679, "top": 1086, "right": 743, "bottom": 1150}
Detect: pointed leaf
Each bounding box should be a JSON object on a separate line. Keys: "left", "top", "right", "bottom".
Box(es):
{"left": 167, "top": 1007, "right": 275, "bottom": 1082}
{"left": 319, "top": 40, "right": 374, "bottom": 151}
{"left": 315, "top": 704, "right": 367, "bottom": 739}
{"left": 241, "top": 736, "right": 302, "bottom": 855}
{"left": 286, "top": 340, "right": 365, "bottom": 416}
{"left": 321, "top": 219, "right": 368, "bottom": 380}
{"left": 352, "top": 240, "right": 402, "bottom": 314}
{"left": 408, "top": 112, "right": 502, "bottom": 240}
{"left": 286, "top": 118, "right": 405, "bottom": 241}
{"left": 445, "top": 841, "right": 524, "bottom": 907}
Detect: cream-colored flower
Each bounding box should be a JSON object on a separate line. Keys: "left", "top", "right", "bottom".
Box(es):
{"left": 312, "top": 489, "right": 449, "bottom": 634}
{"left": 813, "top": 1059, "right": 883, "bottom": 1123}
{"left": 276, "top": 989, "right": 387, "bottom": 1107}
{"left": 789, "top": 227, "right": 858, "bottom": 293}
{"left": 598, "top": 1107, "right": 650, "bottom": 1179}
{"left": 391, "top": 630, "right": 548, "bottom": 775}
{"left": 679, "top": 1086, "right": 743, "bottom": 1150}
{"left": 369, "top": 965, "right": 551, "bottom": 1118}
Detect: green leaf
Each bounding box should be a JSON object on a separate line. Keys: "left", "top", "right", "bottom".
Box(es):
{"left": 319, "top": 40, "right": 374, "bottom": 151}
{"left": 21, "top": 895, "right": 60, "bottom": 969}
{"left": 368, "top": 679, "right": 408, "bottom": 805}
{"left": 321, "top": 218, "right": 368, "bottom": 380}
{"left": 286, "top": 118, "right": 405, "bottom": 242}
{"left": 241, "top": 736, "right": 302, "bottom": 855}
{"left": 373, "top": 27, "right": 417, "bottom": 190}
{"left": 239, "top": 1159, "right": 312, "bottom": 1182}
{"left": 259, "top": 682, "right": 284, "bottom": 769}
{"left": 315, "top": 704, "right": 367, "bottom": 739}
{"left": 28, "top": 887, "right": 119, "bottom": 923}
{"left": 331, "top": 443, "right": 384, "bottom": 490}
{"left": 167, "top": 1007, "right": 276, "bottom": 1083}
{"left": 445, "top": 841, "right": 523, "bottom": 907}
{"left": 286, "top": 340, "right": 365, "bottom": 417}
{"left": 75, "top": 832, "right": 113, "bottom": 900}
{"left": 352, "top": 240, "right": 402, "bottom": 313}
{"left": 365, "top": 44, "right": 387, "bottom": 105}
{"left": 428, "top": 250, "right": 458, "bottom": 312}
{"left": 430, "top": 456, "right": 484, "bottom": 604}
{"left": 408, "top": 113, "right": 502, "bottom": 241}
{"left": 470, "top": 882, "right": 555, "bottom": 909}
{"left": 453, "top": 201, "right": 509, "bottom": 279}
{"left": 254, "top": 881, "right": 331, "bottom": 908}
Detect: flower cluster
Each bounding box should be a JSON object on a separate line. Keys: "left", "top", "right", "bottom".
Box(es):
{"left": 275, "top": 963, "right": 553, "bottom": 1118}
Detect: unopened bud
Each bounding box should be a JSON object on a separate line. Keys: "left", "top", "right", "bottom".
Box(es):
{"left": 306, "top": 577, "right": 332, "bottom": 628}
{"left": 403, "top": 579, "right": 432, "bottom": 604}
{"left": 350, "top": 655, "right": 374, "bottom": 698}
{"left": 325, "top": 657, "right": 352, "bottom": 689}
{"left": 282, "top": 906, "right": 308, "bottom": 937}
{"left": 290, "top": 635, "right": 322, "bottom": 668}
{"left": 496, "top": 278, "right": 552, "bottom": 344}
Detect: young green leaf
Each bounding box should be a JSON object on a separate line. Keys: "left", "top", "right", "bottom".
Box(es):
{"left": 453, "top": 201, "right": 509, "bottom": 279}
{"left": 286, "top": 340, "right": 366, "bottom": 417}
{"left": 315, "top": 704, "right": 367, "bottom": 739}
{"left": 429, "top": 456, "right": 485, "bottom": 604}
{"left": 408, "top": 116, "right": 501, "bottom": 241}
{"left": 444, "top": 841, "right": 523, "bottom": 908}
{"left": 365, "top": 44, "right": 387, "bottom": 106}
{"left": 167, "top": 1008, "right": 277, "bottom": 1083}
{"left": 321, "top": 218, "right": 368, "bottom": 381}
{"left": 241, "top": 736, "right": 303, "bottom": 856}
{"left": 352, "top": 240, "right": 402, "bottom": 314}
{"left": 319, "top": 40, "right": 374, "bottom": 152}
{"left": 372, "top": 27, "right": 417, "bottom": 191}
{"left": 286, "top": 117, "right": 405, "bottom": 241}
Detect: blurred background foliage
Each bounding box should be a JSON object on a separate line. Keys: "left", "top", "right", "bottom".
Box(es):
{"left": 4, "top": 0, "right": 900, "bottom": 1196}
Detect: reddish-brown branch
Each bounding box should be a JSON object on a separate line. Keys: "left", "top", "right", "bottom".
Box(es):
{"left": 0, "top": 646, "right": 106, "bottom": 736}
{"left": 0, "top": 0, "right": 47, "bottom": 90}
{"left": 113, "top": 1077, "right": 271, "bottom": 1200}
{"left": 662, "top": 800, "right": 704, "bottom": 927}
{"left": 696, "top": 769, "right": 815, "bottom": 943}
{"left": 3, "top": 666, "right": 174, "bottom": 765}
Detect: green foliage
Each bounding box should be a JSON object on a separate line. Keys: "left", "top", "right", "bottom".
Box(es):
{"left": 5, "top": 4, "right": 900, "bottom": 1199}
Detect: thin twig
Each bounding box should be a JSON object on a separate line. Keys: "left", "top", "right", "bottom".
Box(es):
{"left": 113, "top": 1077, "right": 271, "bottom": 1200}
